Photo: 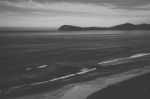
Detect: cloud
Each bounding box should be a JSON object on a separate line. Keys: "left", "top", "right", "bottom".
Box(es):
{"left": 0, "top": 0, "right": 116, "bottom": 14}
{"left": 0, "top": 0, "right": 150, "bottom": 27}
{"left": 0, "top": 0, "right": 150, "bottom": 15}
{"left": 1, "top": 0, "right": 150, "bottom": 10}
{"left": 0, "top": 0, "right": 122, "bottom": 17}
{"left": 135, "top": 4, "right": 150, "bottom": 10}
{"left": 0, "top": 0, "right": 145, "bottom": 17}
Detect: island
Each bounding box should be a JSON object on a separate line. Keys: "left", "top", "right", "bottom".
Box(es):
{"left": 58, "top": 23, "right": 150, "bottom": 31}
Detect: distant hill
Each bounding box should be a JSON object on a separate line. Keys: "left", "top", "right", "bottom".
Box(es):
{"left": 111, "top": 23, "right": 150, "bottom": 30}
{"left": 58, "top": 23, "right": 150, "bottom": 31}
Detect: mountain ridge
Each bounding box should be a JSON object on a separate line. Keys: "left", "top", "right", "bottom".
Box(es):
{"left": 58, "top": 23, "right": 150, "bottom": 31}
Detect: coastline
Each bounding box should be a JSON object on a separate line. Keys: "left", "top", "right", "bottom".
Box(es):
{"left": 1, "top": 52, "right": 150, "bottom": 98}
{"left": 12, "top": 66, "right": 150, "bottom": 99}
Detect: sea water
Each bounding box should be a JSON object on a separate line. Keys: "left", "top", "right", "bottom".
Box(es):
{"left": 0, "top": 30, "right": 150, "bottom": 90}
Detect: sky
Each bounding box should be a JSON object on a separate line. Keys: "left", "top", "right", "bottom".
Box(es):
{"left": 0, "top": 0, "right": 150, "bottom": 28}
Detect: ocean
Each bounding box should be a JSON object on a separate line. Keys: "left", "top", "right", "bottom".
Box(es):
{"left": 0, "top": 30, "right": 150, "bottom": 97}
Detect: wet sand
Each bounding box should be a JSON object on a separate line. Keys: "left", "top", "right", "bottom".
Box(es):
{"left": 87, "top": 68, "right": 150, "bottom": 99}
{"left": 12, "top": 66, "right": 150, "bottom": 99}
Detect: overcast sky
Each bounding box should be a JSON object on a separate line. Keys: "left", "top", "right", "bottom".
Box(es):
{"left": 0, "top": 0, "right": 150, "bottom": 28}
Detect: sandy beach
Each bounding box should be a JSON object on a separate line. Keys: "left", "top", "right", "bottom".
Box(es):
{"left": 11, "top": 66, "right": 150, "bottom": 99}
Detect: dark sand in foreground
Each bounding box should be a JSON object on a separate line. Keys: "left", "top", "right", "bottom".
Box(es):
{"left": 87, "top": 68, "right": 150, "bottom": 99}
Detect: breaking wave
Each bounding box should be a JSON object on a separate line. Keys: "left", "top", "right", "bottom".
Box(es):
{"left": 1, "top": 52, "right": 150, "bottom": 95}
{"left": 98, "top": 53, "right": 150, "bottom": 66}
{"left": 25, "top": 65, "right": 48, "bottom": 71}
{"left": 0, "top": 68, "right": 97, "bottom": 94}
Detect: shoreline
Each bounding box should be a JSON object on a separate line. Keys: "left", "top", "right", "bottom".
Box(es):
{"left": 1, "top": 52, "right": 150, "bottom": 92}
{"left": 12, "top": 66, "right": 150, "bottom": 99}
{"left": 1, "top": 52, "right": 150, "bottom": 98}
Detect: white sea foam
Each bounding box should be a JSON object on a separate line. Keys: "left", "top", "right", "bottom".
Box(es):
{"left": 98, "top": 53, "right": 150, "bottom": 66}
{"left": 31, "top": 81, "right": 49, "bottom": 85}
{"left": 31, "top": 68, "right": 97, "bottom": 83}
{"left": 25, "top": 65, "right": 47, "bottom": 71}
{"left": 50, "top": 74, "right": 76, "bottom": 82}
{"left": 98, "top": 58, "right": 128, "bottom": 66}
{"left": 76, "top": 68, "right": 96, "bottom": 75}
{"left": 16, "top": 67, "right": 96, "bottom": 89}
{"left": 98, "top": 59, "right": 120, "bottom": 65}
{"left": 129, "top": 53, "right": 150, "bottom": 59}
{"left": 25, "top": 68, "right": 32, "bottom": 71}
{"left": 37, "top": 65, "right": 47, "bottom": 69}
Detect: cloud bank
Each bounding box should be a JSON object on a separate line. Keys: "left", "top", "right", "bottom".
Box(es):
{"left": 0, "top": 0, "right": 150, "bottom": 27}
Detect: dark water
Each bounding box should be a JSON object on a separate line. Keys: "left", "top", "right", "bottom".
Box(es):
{"left": 0, "top": 30, "right": 150, "bottom": 88}
{"left": 0, "top": 30, "right": 150, "bottom": 72}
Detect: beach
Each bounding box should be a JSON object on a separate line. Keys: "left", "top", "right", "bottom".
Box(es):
{"left": 11, "top": 66, "right": 150, "bottom": 99}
